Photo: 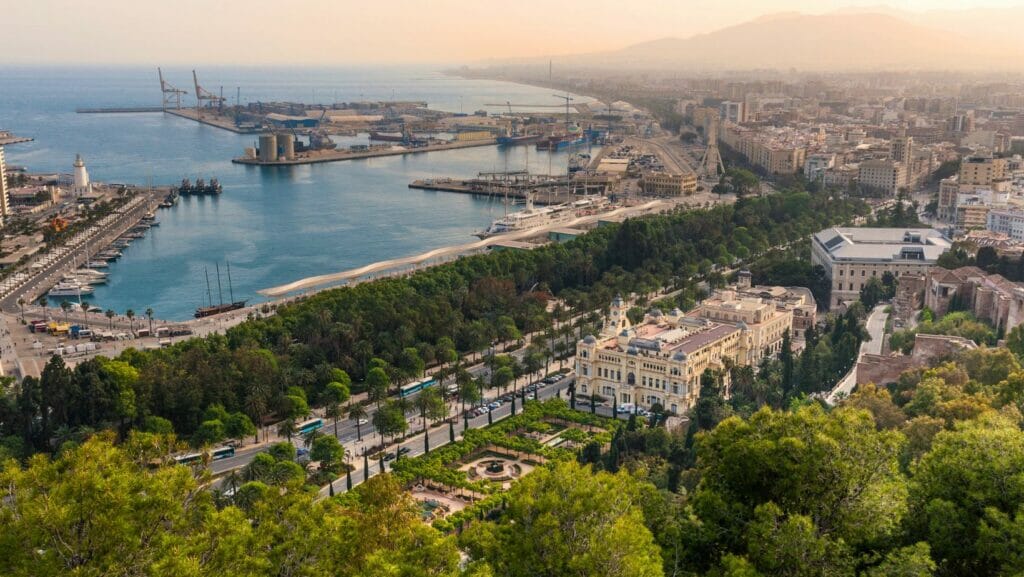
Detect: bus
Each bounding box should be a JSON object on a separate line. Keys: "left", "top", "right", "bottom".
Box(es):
{"left": 211, "top": 446, "right": 235, "bottom": 460}
{"left": 174, "top": 452, "right": 203, "bottom": 465}
{"left": 399, "top": 377, "right": 437, "bottom": 398}
{"left": 297, "top": 418, "right": 324, "bottom": 435}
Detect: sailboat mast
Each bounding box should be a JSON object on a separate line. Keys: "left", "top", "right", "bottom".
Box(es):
{"left": 215, "top": 263, "right": 224, "bottom": 306}
{"left": 227, "top": 261, "right": 235, "bottom": 303}
{"left": 205, "top": 268, "right": 213, "bottom": 307}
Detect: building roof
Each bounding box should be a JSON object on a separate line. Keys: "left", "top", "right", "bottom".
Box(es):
{"left": 814, "top": 227, "right": 951, "bottom": 263}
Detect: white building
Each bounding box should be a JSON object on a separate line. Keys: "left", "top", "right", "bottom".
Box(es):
{"left": 987, "top": 208, "right": 1024, "bottom": 241}
{"left": 804, "top": 153, "right": 836, "bottom": 182}
{"left": 72, "top": 154, "right": 92, "bottom": 196}
{"left": 812, "top": 227, "right": 952, "bottom": 309}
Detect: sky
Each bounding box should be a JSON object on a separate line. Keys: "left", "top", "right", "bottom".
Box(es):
{"left": 2, "top": 0, "right": 1022, "bottom": 65}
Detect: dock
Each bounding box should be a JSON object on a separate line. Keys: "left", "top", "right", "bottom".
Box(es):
{"left": 164, "top": 108, "right": 263, "bottom": 134}
{"left": 232, "top": 138, "right": 498, "bottom": 166}
{"left": 409, "top": 178, "right": 577, "bottom": 205}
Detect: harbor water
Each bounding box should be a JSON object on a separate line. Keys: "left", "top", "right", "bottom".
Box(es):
{"left": 0, "top": 66, "right": 594, "bottom": 320}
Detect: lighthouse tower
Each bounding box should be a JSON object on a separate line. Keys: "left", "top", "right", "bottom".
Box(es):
{"left": 72, "top": 154, "right": 91, "bottom": 196}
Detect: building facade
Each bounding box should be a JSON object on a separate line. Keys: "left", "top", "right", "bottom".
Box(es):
{"left": 0, "top": 145, "right": 8, "bottom": 226}
{"left": 575, "top": 297, "right": 744, "bottom": 415}
{"left": 640, "top": 171, "right": 698, "bottom": 196}
{"left": 812, "top": 227, "right": 952, "bottom": 309}
{"left": 924, "top": 266, "right": 1024, "bottom": 333}
{"left": 857, "top": 159, "right": 907, "bottom": 197}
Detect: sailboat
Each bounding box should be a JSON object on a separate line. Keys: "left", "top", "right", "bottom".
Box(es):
{"left": 194, "top": 262, "right": 247, "bottom": 318}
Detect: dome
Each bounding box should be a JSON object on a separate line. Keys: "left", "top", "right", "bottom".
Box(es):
{"left": 670, "top": 308, "right": 683, "bottom": 316}
{"left": 649, "top": 308, "right": 663, "bottom": 317}
{"left": 582, "top": 335, "right": 597, "bottom": 345}
{"left": 619, "top": 329, "right": 631, "bottom": 337}
{"left": 627, "top": 346, "right": 638, "bottom": 355}
{"left": 611, "top": 294, "right": 624, "bottom": 307}
{"left": 737, "top": 321, "right": 749, "bottom": 330}
{"left": 673, "top": 351, "right": 687, "bottom": 361}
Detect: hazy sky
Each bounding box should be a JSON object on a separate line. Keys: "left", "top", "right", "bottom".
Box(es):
{"left": 3, "top": 0, "right": 1022, "bottom": 65}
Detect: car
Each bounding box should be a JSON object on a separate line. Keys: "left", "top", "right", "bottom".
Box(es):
{"left": 397, "top": 447, "right": 411, "bottom": 456}
{"left": 383, "top": 452, "right": 397, "bottom": 461}
{"left": 357, "top": 418, "right": 369, "bottom": 425}
{"left": 296, "top": 448, "right": 309, "bottom": 457}
{"left": 487, "top": 401, "right": 501, "bottom": 410}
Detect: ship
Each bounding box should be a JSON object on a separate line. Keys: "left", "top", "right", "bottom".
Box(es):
{"left": 536, "top": 134, "right": 588, "bottom": 151}
{"left": 178, "top": 177, "right": 223, "bottom": 195}
{"left": 195, "top": 262, "right": 247, "bottom": 319}
{"left": 497, "top": 133, "right": 543, "bottom": 147}
{"left": 476, "top": 193, "right": 595, "bottom": 239}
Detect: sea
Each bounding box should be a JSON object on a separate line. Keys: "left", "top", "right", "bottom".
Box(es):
{"left": 0, "top": 66, "right": 594, "bottom": 320}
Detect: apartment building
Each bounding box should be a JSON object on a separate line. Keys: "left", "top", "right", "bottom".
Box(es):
{"left": 640, "top": 171, "right": 698, "bottom": 196}
{"left": 959, "top": 155, "right": 1007, "bottom": 187}
{"left": 857, "top": 159, "right": 908, "bottom": 197}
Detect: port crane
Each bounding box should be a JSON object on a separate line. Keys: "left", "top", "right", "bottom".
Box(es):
{"left": 192, "top": 70, "right": 226, "bottom": 116}
{"left": 158, "top": 67, "right": 187, "bottom": 110}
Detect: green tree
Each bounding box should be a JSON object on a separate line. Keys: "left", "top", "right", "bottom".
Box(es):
{"left": 309, "top": 435, "right": 345, "bottom": 473}
{"left": 463, "top": 460, "right": 663, "bottom": 577}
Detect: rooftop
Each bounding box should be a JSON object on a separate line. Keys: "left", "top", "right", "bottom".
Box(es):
{"left": 814, "top": 227, "right": 951, "bottom": 262}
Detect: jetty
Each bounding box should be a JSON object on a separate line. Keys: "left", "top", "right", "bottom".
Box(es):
{"left": 232, "top": 138, "right": 498, "bottom": 167}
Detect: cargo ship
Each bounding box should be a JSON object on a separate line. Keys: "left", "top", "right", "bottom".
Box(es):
{"left": 536, "top": 134, "right": 588, "bottom": 151}
{"left": 497, "top": 133, "right": 543, "bottom": 147}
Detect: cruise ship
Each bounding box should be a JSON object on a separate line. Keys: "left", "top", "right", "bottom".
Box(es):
{"left": 475, "top": 195, "right": 608, "bottom": 239}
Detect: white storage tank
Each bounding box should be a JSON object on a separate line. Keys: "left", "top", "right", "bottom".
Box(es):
{"left": 277, "top": 133, "right": 296, "bottom": 160}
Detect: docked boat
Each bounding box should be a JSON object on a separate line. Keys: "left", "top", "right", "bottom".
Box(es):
{"left": 536, "top": 134, "right": 587, "bottom": 151}
{"left": 49, "top": 282, "right": 94, "bottom": 297}
{"left": 497, "top": 133, "right": 543, "bottom": 147}
{"left": 195, "top": 262, "right": 247, "bottom": 319}
{"left": 86, "top": 260, "right": 109, "bottom": 269}
{"left": 475, "top": 194, "right": 575, "bottom": 239}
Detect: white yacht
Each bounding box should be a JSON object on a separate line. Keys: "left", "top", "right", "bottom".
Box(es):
{"left": 48, "top": 282, "right": 94, "bottom": 297}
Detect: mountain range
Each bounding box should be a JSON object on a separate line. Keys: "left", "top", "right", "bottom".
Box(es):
{"left": 491, "top": 10, "right": 1024, "bottom": 72}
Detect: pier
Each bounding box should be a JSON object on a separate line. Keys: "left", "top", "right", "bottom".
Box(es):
{"left": 232, "top": 138, "right": 498, "bottom": 166}
{"left": 409, "top": 178, "right": 578, "bottom": 205}
{"left": 164, "top": 108, "right": 263, "bottom": 134}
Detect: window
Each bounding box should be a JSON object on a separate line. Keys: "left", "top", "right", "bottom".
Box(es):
{"left": 627, "top": 372, "right": 636, "bottom": 385}
{"left": 581, "top": 384, "right": 588, "bottom": 393}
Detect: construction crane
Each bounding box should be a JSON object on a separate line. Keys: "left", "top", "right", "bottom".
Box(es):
{"left": 552, "top": 93, "right": 574, "bottom": 133}
{"left": 158, "top": 67, "right": 187, "bottom": 110}
{"left": 192, "top": 70, "right": 226, "bottom": 116}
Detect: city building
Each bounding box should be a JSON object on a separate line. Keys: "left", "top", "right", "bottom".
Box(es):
{"left": 720, "top": 101, "right": 747, "bottom": 124}
{"left": 891, "top": 134, "right": 914, "bottom": 164}
{"left": 987, "top": 207, "right": 1024, "bottom": 241}
{"left": 812, "top": 227, "right": 952, "bottom": 309}
{"left": 923, "top": 266, "right": 1024, "bottom": 333}
{"left": 689, "top": 287, "right": 793, "bottom": 365}
{"left": 857, "top": 159, "right": 907, "bottom": 197}
{"left": 937, "top": 176, "right": 959, "bottom": 222}
{"left": 959, "top": 155, "right": 1007, "bottom": 187}
{"left": 803, "top": 153, "right": 836, "bottom": 182}
{"left": 639, "top": 171, "right": 697, "bottom": 196}
{"left": 727, "top": 271, "right": 818, "bottom": 340}
{"left": 575, "top": 296, "right": 744, "bottom": 415}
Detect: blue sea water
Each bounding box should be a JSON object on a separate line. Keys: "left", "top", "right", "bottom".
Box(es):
{"left": 0, "top": 66, "right": 592, "bottom": 320}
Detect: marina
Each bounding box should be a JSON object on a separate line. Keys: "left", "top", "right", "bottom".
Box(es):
{"left": 1, "top": 67, "right": 598, "bottom": 320}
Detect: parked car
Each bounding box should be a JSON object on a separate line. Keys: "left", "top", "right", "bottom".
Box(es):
{"left": 397, "top": 447, "right": 411, "bottom": 456}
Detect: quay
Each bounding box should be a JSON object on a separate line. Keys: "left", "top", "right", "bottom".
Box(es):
{"left": 164, "top": 108, "right": 263, "bottom": 134}
{"left": 232, "top": 138, "right": 498, "bottom": 166}
{"left": 409, "top": 178, "right": 577, "bottom": 205}
{"left": 0, "top": 191, "right": 163, "bottom": 311}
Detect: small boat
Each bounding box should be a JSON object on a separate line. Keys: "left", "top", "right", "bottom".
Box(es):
{"left": 86, "top": 261, "right": 109, "bottom": 269}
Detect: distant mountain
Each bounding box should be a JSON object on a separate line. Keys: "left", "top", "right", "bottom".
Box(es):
{"left": 518, "top": 12, "right": 1023, "bottom": 72}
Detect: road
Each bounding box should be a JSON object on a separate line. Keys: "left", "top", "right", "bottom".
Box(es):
{"left": 826, "top": 304, "right": 888, "bottom": 404}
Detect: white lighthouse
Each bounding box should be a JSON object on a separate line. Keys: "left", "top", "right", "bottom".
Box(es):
{"left": 72, "top": 153, "right": 91, "bottom": 196}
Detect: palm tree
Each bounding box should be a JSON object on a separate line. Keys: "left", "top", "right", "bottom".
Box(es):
{"left": 39, "top": 296, "right": 48, "bottom": 322}
{"left": 302, "top": 428, "right": 322, "bottom": 449}
{"left": 145, "top": 307, "right": 154, "bottom": 335}
{"left": 348, "top": 404, "right": 367, "bottom": 441}
{"left": 105, "top": 309, "right": 116, "bottom": 331}
{"left": 17, "top": 298, "right": 25, "bottom": 322}
{"left": 60, "top": 301, "right": 71, "bottom": 324}
{"left": 80, "top": 301, "right": 90, "bottom": 327}
{"left": 125, "top": 309, "right": 135, "bottom": 333}
{"left": 325, "top": 402, "right": 343, "bottom": 437}
{"left": 277, "top": 418, "right": 297, "bottom": 444}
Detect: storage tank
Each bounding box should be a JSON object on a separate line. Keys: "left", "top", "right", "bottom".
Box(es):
{"left": 277, "top": 133, "right": 296, "bottom": 160}
{"left": 258, "top": 134, "right": 277, "bottom": 162}
{"left": 243, "top": 147, "right": 257, "bottom": 159}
